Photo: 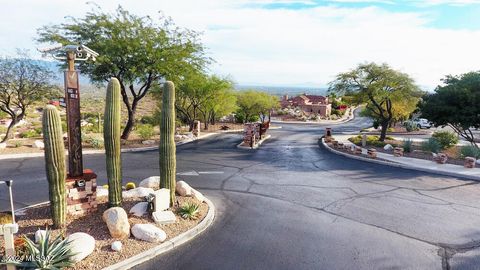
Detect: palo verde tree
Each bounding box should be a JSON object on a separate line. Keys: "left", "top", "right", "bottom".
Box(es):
{"left": 235, "top": 90, "right": 279, "bottom": 123}
{"left": 37, "top": 5, "right": 208, "bottom": 139}
{"left": 329, "top": 62, "right": 421, "bottom": 141}
{"left": 419, "top": 72, "right": 480, "bottom": 147}
{"left": 175, "top": 72, "right": 234, "bottom": 130}
{"left": 0, "top": 53, "right": 55, "bottom": 143}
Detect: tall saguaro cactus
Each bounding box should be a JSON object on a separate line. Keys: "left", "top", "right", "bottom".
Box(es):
{"left": 42, "top": 105, "right": 66, "bottom": 228}
{"left": 104, "top": 78, "right": 122, "bottom": 207}
{"left": 159, "top": 81, "right": 176, "bottom": 206}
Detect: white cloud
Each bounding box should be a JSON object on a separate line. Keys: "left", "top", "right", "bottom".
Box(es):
{"left": 0, "top": 0, "right": 480, "bottom": 89}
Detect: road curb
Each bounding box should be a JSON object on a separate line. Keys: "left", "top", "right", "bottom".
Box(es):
{"left": 237, "top": 134, "right": 271, "bottom": 150}
{"left": 0, "top": 133, "right": 219, "bottom": 160}
{"left": 103, "top": 197, "right": 215, "bottom": 270}
{"left": 320, "top": 138, "right": 480, "bottom": 182}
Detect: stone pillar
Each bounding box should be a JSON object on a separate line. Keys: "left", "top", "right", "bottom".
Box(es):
{"left": 243, "top": 123, "right": 256, "bottom": 147}
{"left": 464, "top": 157, "right": 476, "bottom": 168}
{"left": 354, "top": 146, "right": 362, "bottom": 155}
{"left": 434, "top": 153, "right": 448, "bottom": 164}
{"left": 66, "top": 169, "right": 97, "bottom": 217}
{"left": 192, "top": 120, "right": 201, "bottom": 137}
{"left": 367, "top": 148, "right": 377, "bottom": 159}
{"left": 361, "top": 133, "right": 367, "bottom": 147}
{"left": 325, "top": 128, "right": 332, "bottom": 139}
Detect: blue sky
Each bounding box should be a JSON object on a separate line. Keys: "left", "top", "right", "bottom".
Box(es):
{"left": 1, "top": 0, "right": 480, "bottom": 89}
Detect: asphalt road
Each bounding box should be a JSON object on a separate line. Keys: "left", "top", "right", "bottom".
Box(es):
{"left": 2, "top": 114, "right": 480, "bottom": 269}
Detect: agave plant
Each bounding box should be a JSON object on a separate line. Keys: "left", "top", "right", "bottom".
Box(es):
{"left": 178, "top": 202, "right": 200, "bottom": 220}
{"left": 19, "top": 230, "right": 76, "bottom": 269}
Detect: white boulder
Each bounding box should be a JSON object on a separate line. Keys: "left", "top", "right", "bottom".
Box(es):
{"left": 154, "top": 188, "right": 170, "bottom": 212}
{"left": 111, "top": 241, "right": 122, "bottom": 252}
{"left": 34, "top": 229, "right": 46, "bottom": 243}
{"left": 32, "top": 140, "right": 44, "bottom": 149}
{"left": 123, "top": 187, "right": 155, "bottom": 198}
{"left": 102, "top": 207, "right": 130, "bottom": 239}
{"left": 176, "top": 181, "right": 192, "bottom": 196}
{"left": 96, "top": 186, "right": 108, "bottom": 198}
{"left": 152, "top": 211, "right": 176, "bottom": 225}
{"left": 67, "top": 232, "right": 95, "bottom": 263}
{"left": 139, "top": 176, "right": 160, "bottom": 189}
{"left": 0, "top": 142, "right": 6, "bottom": 149}
{"left": 131, "top": 224, "right": 167, "bottom": 243}
{"left": 129, "top": 202, "right": 148, "bottom": 217}
{"left": 383, "top": 144, "right": 393, "bottom": 151}
{"left": 191, "top": 188, "right": 205, "bottom": 203}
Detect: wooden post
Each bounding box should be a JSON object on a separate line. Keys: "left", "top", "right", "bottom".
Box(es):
{"left": 65, "top": 51, "right": 83, "bottom": 177}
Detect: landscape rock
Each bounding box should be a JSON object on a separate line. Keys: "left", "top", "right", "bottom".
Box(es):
{"left": 111, "top": 241, "right": 122, "bottom": 252}
{"left": 123, "top": 187, "right": 155, "bottom": 198}
{"left": 34, "top": 229, "right": 46, "bottom": 243}
{"left": 154, "top": 188, "right": 170, "bottom": 212}
{"left": 129, "top": 202, "right": 148, "bottom": 217}
{"left": 67, "top": 232, "right": 95, "bottom": 263}
{"left": 152, "top": 210, "right": 176, "bottom": 224}
{"left": 176, "top": 181, "right": 192, "bottom": 196}
{"left": 32, "top": 140, "right": 44, "bottom": 149}
{"left": 142, "top": 140, "right": 155, "bottom": 145}
{"left": 0, "top": 143, "right": 6, "bottom": 149}
{"left": 96, "top": 186, "right": 108, "bottom": 198}
{"left": 174, "top": 134, "right": 183, "bottom": 141}
{"left": 131, "top": 224, "right": 167, "bottom": 243}
{"left": 383, "top": 144, "right": 393, "bottom": 151}
{"left": 191, "top": 188, "right": 205, "bottom": 203}
{"left": 102, "top": 207, "right": 130, "bottom": 239}
{"left": 139, "top": 176, "right": 160, "bottom": 189}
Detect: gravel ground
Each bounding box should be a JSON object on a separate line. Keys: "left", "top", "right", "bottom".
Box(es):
{"left": 0, "top": 196, "right": 208, "bottom": 270}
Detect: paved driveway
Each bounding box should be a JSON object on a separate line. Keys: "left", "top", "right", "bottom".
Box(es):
{"left": 1, "top": 115, "right": 480, "bottom": 269}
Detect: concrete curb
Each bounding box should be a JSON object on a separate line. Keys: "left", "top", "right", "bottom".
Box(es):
{"left": 103, "top": 197, "right": 215, "bottom": 270}
{"left": 0, "top": 133, "right": 219, "bottom": 161}
{"left": 320, "top": 138, "right": 480, "bottom": 181}
{"left": 237, "top": 134, "right": 272, "bottom": 150}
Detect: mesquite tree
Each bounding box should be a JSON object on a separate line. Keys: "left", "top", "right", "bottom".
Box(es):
{"left": 37, "top": 5, "right": 208, "bottom": 139}
{"left": 329, "top": 62, "right": 422, "bottom": 141}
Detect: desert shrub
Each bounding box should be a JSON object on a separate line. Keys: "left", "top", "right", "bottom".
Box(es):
{"left": 20, "top": 130, "right": 39, "bottom": 138}
{"left": 84, "top": 136, "right": 104, "bottom": 149}
{"left": 0, "top": 126, "right": 7, "bottom": 134}
{"left": 125, "top": 182, "right": 136, "bottom": 190}
{"left": 140, "top": 115, "right": 158, "bottom": 126}
{"left": 432, "top": 131, "right": 458, "bottom": 150}
{"left": 348, "top": 135, "right": 388, "bottom": 147}
{"left": 421, "top": 138, "right": 441, "bottom": 154}
{"left": 460, "top": 145, "right": 480, "bottom": 159}
{"left": 404, "top": 121, "right": 419, "bottom": 132}
{"left": 136, "top": 124, "right": 155, "bottom": 140}
{"left": 178, "top": 202, "right": 199, "bottom": 220}
{"left": 387, "top": 127, "right": 395, "bottom": 132}
{"left": 403, "top": 139, "right": 413, "bottom": 153}
{"left": 12, "top": 141, "right": 22, "bottom": 148}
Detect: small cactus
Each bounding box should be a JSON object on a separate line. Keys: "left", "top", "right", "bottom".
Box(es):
{"left": 42, "top": 105, "right": 66, "bottom": 228}
{"left": 159, "top": 81, "right": 176, "bottom": 206}
{"left": 104, "top": 78, "right": 122, "bottom": 207}
{"left": 125, "top": 182, "right": 136, "bottom": 190}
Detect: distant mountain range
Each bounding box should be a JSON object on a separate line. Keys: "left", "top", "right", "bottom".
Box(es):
{"left": 38, "top": 60, "right": 328, "bottom": 96}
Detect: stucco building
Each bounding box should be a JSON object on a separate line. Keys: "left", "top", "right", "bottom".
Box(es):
{"left": 280, "top": 94, "right": 332, "bottom": 117}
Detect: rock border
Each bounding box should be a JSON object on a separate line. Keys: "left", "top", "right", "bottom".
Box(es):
{"left": 102, "top": 197, "right": 215, "bottom": 270}
{"left": 237, "top": 134, "right": 271, "bottom": 150}
{"left": 320, "top": 138, "right": 480, "bottom": 182}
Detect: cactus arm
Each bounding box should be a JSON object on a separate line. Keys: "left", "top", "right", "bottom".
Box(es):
{"left": 159, "top": 81, "right": 176, "bottom": 206}
{"left": 42, "top": 105, "right": 66, "bottom": 228}
{"left": 104, "top": 78, "right": 123, "bottom": 207}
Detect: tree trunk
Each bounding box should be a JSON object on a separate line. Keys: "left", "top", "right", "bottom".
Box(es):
{"left": 121, "top": 104, "right": 136, "bottom": 140}
{"left": 1, "top": 112, "right": 23, "bottom": 143}
{"left": 379, "top": 120, "right": 389, "bottom": 141}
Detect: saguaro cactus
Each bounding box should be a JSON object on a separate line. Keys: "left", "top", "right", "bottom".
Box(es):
{"left": 104, "top": 78, "right": 122, "bottom": 207}
{"left": 159, "top": 81, "right": 176, "bottom": 206}
{"left": 42, "top": 105, "right": 66, "bottom": 228}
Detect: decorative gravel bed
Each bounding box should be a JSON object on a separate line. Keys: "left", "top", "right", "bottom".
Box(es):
{"left": 1, "top": 196, "right": 208, "bottom": 270}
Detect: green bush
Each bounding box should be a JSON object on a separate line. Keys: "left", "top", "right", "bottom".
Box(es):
{"left": 403, "top": 139, "right": 413, "bottom": 153}
{"left": 460, "top": 145, "right": 480, "bottom": 159}
{"left": 84, "top": 135, "right": 104, "bottom": 149}
{"left": 136, "top": 124, "right": 155, "bottom": 140}
{"left": 348, "top": 135, "right": 388, "bottom": 147}
{"left": 13, "top": 141, "right": 22, "bottom": 148}
{"left": 421, "top": 138, "right": 441, "bottom": 153}
{"left": 140, "top": 115, "right": 158, "bottom": 126}
{"left": 431, "top": 131, "right": 458, "bottom": 150}
{"left": 20, "top": 130, "right": 39, "bottom": 138}
{"left": 404, "top": 121, "right": 419, "bottom": 132}
{"left": 178, "top": 202, "right": 200, "bottom": 220}
{"left": 0, "top": 126, "right": 7, "bottom": 134}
